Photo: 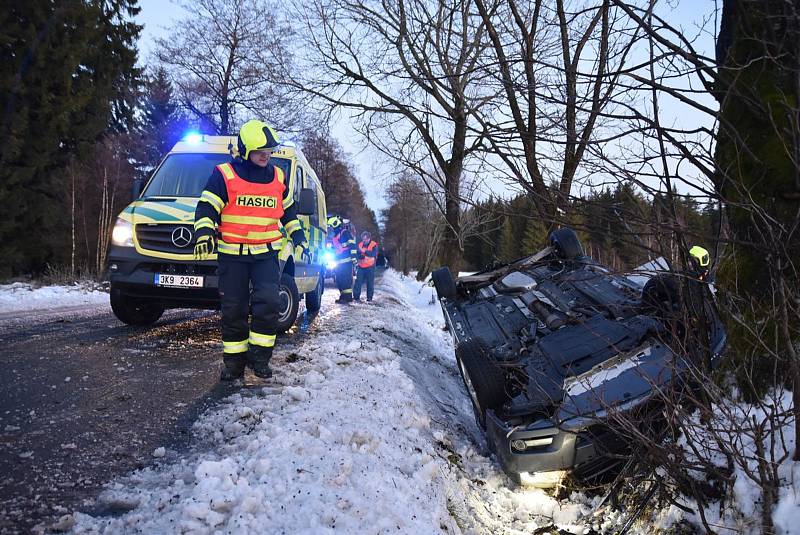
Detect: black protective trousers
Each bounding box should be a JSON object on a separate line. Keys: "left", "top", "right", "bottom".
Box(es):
{"left": 217, "top": 251, "right": 281, "bottom": 361}
{"left": 335, "top": 260, "right": 353, "bottom": 298}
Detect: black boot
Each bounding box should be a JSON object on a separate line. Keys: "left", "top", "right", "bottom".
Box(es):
{"left": 248, "top": 346, "right": 273, "bottom": 379}
{"left": 220, "top": 353, "right": 246, "bottom": 381}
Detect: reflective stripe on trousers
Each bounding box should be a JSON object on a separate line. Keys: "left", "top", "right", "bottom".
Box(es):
{"left": 218, "top": 251, "right": 281, "bottom": 356}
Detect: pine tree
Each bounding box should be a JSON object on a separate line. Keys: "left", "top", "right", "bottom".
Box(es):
{"left": 498, "top": 216, "right": 517, "bottom": 262}
{"left": 521, "top": 216, "right": 547, "bottom": 254}
{"left": 0, "top": 1, "right": 142, "bottom": 277}
{"left": 134, "top": 67, "right": 190, "bottom": 176}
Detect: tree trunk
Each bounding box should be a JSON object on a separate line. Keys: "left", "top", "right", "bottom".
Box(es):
{"left": 438, "top": 115, "right": 467, "bottom": 273}
{"left": 70, "top": 165, "right": 76, "bottom": 277}
{"left": 714, "top": 0, "right": 800, "bottom": 456}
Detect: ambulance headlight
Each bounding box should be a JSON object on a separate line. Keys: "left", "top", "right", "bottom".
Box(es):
{"left": 111, "top": 218, "right": 134, "bottom": 247}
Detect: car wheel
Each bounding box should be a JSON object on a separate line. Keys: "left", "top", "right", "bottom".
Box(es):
{"left": 642, "top": 274, "right": 681, "bottom": 315}
{"left": 276, "top": 273, "right": 300, "bottom": 333}
{"left": 431, "top": 267, "right": 457, "bottom": 299}
{"left": 305, "top": 270, "right": 323, "bottom": 313}
{"left": 549, "top": 227, "right": 584, "bottom": 260}
{"left": 455, "top": 339, "right": 508, "bottom": 429}
{"left": 110, "top": 287, "right": 164, "bottom": 326}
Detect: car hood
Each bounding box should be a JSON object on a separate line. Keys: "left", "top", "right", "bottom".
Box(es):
{"left": 118, "top": 198, "right": 199, "bottom": 225}
{"left": 555, "top": 341, "right": 686, "bottom": 426}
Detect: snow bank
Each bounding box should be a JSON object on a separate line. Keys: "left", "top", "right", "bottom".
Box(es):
{"left": 63, "top": 270, "right": 797, "bottom": 534}
{"left": 69, "top": 271, "right": 454, "bottom": 534}
{"left": 0, "top": 281, "right": 107, "bottom": 313}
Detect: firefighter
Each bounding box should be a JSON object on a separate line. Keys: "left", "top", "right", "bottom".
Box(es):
{"left": 688, "top": 245, "right": 711, "bottom": 282}
{"left": 193, "top": 119, "right": 309, "bottom": 381}
{"left": 328, "top": 215, "right": 356, "bottom": 303}
{"left": 353, "top": 230, "right": 378, "bottom": 302}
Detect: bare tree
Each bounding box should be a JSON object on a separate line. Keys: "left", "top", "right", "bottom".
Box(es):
{"left": 473, "top": 0, "right": 642, "bottom": 225}
{"left": 155, "top": 0, "right": 304, "bottom": 133}
{"left": 295, "top": 0, "right": 491, "bottom": 270}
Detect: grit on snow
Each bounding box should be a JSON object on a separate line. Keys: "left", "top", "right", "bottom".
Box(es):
{"left": 65, "top": 271, "right": 598, "bottom": 535}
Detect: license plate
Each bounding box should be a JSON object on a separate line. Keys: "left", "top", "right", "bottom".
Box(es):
{"left": 154, "top": 273, "right": 204, "bottom": 288}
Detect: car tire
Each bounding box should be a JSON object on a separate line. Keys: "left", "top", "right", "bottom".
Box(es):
{"left": 110, "top": 287, "right": 165, "bottom": 326}
{"left": 642, "top": 274, "right": 681, "bottom": 315}
{"left": 455, "top": 339, "right": 508, "bottom": 429}
{"left": 305, "top": 270, "right": 323, "bottom": 313}
{"left": 549, "top": 227, "right": 584, "bottom": 260}
{"left": 431, "top": 267, "right": 457, "bottom": 299}
{"left": 276, "top": 273, "right": 301, "bottom": 333}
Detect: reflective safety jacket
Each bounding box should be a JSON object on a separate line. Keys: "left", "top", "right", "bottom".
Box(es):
{"left": 194, "top": 159, "right": 304, "bottom": 255}
{"left": 217, "top": 163, "right": 284, "bottom": 245}
{"left": 332, "top": 229, "right": 357, "bottom": 261}
{"left": 358, "top": 240, "right": 378, "bottom": 268}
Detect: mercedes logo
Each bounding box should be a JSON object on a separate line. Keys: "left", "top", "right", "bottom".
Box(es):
{"left": 171, "top": 226, "right": 193, "bottom": 248}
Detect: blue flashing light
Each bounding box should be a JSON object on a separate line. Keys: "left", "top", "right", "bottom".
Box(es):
{"left": 184, "top": 132, "right": 203, "bottom": 144}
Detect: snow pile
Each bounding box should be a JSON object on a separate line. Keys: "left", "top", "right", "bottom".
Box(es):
{"left": 665, "top": 388, "right": 799, "bottom": 534}
{"left": 0, "top": 281, "right": 107, "bottom": 313}
{"left": 62, "top": 270, "right": 798, "bottom": 534}
{"left": 70, "top": 272, "right": 454, "bottom": 534}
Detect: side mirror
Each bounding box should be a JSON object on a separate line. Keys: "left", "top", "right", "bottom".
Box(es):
{"left": 298, "top": 188, "right": 315, "bottom": 215}
{"left": 131, "top": 178, "right": 144, "bottom": 200}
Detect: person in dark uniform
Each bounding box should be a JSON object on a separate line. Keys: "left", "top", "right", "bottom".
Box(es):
{"left": 328, "top": 215, "right": 357, "bottom": 303}
{"left": 193, "top": 120, "right": 309, "bottom": 381}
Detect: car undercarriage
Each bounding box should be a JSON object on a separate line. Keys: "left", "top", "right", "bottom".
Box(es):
{"left": 432, "top": 228, "right": 726, "bottom": 486}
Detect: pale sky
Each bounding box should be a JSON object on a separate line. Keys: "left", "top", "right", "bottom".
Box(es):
{"left": 134, "top": 0, "right": 391, "bottom": 214}
{"left": 134, "top": 0, "right": 720, "bottom": 215}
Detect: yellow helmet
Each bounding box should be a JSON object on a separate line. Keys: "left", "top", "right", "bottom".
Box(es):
{"left": 689, "top": 245, "right": 710, "bottom": 267}
{"left": 237, "top": 119, "right": 280, "bottom": 160}
{"left": 327, "top": 215, "right": 342, "bottom": 229}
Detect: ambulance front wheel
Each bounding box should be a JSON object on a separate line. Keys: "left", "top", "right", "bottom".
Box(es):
{"left": 276, "top": 273, "right": 300, "bottom": 333}
{"left": 110, "top": 287, "right": 165, "bottom": 326}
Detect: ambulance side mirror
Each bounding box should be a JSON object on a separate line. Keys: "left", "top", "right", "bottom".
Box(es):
{"left": 131, "top": 178, "right": 144, "bottom": 200}
{"left": 298, "top": 188, "right": 315, "bottom": 215}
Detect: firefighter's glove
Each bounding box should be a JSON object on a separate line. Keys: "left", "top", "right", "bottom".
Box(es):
{"left": 294, "top": 242, "right": 310, "bottom": 263}
{"left": 194, "top": 234, "right": 215, "bottom": 259}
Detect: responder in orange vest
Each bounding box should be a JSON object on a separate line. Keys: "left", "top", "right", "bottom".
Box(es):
{"left": 328, "top": 215, "right": 357, "bottom": 303}
{"left": 353, "top": 231, "right": 378, "bottom": 302}
{"left": 193, "top": 120, "right": 309, "bottom": 381}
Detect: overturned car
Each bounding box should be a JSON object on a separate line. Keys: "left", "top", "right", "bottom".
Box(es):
{"left": 432, "top": 228, "right": 726, "bottom": 487}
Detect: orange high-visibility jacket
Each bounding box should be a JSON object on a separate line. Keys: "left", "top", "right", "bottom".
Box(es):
{"left": 358, "top": 240, "right": 378, "bottom": 268}
{"left": 217, "top": 163, "right": 285, "bottom": 245}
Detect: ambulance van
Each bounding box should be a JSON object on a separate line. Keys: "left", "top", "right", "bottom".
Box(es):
{"left": 106, "top": 134, "right": 328, "bottom": 332}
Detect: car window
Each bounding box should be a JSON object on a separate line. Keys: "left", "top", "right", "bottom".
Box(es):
{"left": 143, "top": 153, "right": 231, "bottom": 197}
{"left": 270, "top": 156, "right": 291, "bottom": 187}
{"left": 304, "top": 172, "right": 321, "bottom": 228}
{"left": 294, "top": 165, "right": 304, "bottom": 203}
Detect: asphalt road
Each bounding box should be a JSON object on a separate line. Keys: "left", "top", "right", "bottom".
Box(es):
{"left": 0, "top": 298, "right": 322, "bottom": 534}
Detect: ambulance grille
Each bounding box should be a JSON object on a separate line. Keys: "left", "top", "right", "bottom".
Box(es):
{"left": 136, "top": 224, "right": 195, "bottom": 255}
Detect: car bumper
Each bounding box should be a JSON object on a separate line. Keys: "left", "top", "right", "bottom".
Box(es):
{"left": 485, "top": 408, "right": 634, "bottom": 484}
{"left": 107, "top": 245, "right": 220, "bottom": 308}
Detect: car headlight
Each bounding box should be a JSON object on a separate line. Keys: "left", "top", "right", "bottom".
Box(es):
{"left": 111, "top": 218, "right": 134, "bottom": 247}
